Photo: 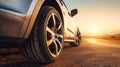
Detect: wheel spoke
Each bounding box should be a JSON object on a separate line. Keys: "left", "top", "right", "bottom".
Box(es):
{"left": 52, "top": 13, "right": 56, "bottom": 29}
{"left": 56, "top": 34, "right": 63, "bottom": 38}
{"left": 53, "top": 41, "right": 58, "bottom": 56}
{"left": 47, "top": 39, "right": 53, "bottom": 46}
{"left": 57, "top": 22, "right": 62, "bottom": 30}
{"left": 56, "top": 39, "right": 62, "bottom": 49}
{"left": 46, "top": 26, "right": 54, "bottom": 35}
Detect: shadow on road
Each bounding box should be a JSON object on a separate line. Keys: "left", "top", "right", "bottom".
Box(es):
{"left": 0, "top": 38, "right": 120, "bottom": 67}
{"left": 0, "top": 61, "right": 48, "bottom": 67}
{"left": 0, "top": 43, "right": 73, "bottom": 67}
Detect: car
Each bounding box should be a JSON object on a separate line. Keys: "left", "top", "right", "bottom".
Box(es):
{"left": 0, "top": 0, "right": 81, "bottom": 63}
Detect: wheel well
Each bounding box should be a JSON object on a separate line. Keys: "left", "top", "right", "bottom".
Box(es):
{"left": 41, "top": 0, "right": 64, "bottom": 24}
{"left": 26, "top": 0, "right": 64, "bottom": 39}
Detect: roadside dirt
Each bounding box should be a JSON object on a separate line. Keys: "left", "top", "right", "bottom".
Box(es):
{"left": 0, "top": 38, "right": 120, "bottom": 67}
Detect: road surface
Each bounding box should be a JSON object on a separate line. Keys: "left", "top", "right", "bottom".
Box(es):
{"left": 0, "top": 38, "right": 120, "bottom": 67}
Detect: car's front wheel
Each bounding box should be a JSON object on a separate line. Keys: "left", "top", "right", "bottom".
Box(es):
{"left": 20, "top": 6, "right": 63, "bottom": 63}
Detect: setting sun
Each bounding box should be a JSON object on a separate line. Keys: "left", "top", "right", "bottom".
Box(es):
{"left": 90, "top": 27, "right": 99, "bottom": 35}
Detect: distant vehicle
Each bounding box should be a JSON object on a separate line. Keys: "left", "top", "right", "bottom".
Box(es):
{"left": 0, "top": 0, "right": 81, "bottom": 63}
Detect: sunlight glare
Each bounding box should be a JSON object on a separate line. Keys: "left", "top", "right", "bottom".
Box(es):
{"left": 90, "top": 27, "right": 99, "bottom": 35}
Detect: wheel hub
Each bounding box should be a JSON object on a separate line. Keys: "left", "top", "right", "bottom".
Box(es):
{"left": 52, "top": 34, "right": 59, "bottom": 41}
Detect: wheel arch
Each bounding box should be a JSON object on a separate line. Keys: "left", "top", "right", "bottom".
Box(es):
{"left": 42, "top": 0, "right": 64, "bottom": 24}
{"left": 24, "top": 0, "right": 64, "bottom": 39}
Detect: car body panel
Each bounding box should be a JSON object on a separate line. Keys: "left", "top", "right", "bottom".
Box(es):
{"left": 20, "top": 0, "right": 44, "bottom": 38}
{"left": 0, "top": 7, "right": 25, "bottom": 38}
{"left": 0, "top": 0, "right": 32, "bottom": 14}
{"left": 0, "top": 0, "right": 78, "bottom": 43}
{"left": 0, "top": 0, "right": 44, "bottom": 38}
{"left": 58, "top": 0, "right": 77, "bottom": 40}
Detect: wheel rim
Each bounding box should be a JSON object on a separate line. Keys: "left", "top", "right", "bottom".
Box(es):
{"left": 75, "top": 36, "right": 80, "bottom": 45}
{"left": 46, "top": 12, "right": 63, "bottom": 57}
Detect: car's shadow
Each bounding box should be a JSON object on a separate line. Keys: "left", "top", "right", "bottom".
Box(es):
{"left": 0, "top": 61, "right": 47, "bottom": 67}
{"left": 0, "top": 44, "right": 72, "bottom": 67}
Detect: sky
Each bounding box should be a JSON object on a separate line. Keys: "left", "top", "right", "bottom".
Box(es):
{"left": 63, "top": 0, "right": 120, "bottom": 36}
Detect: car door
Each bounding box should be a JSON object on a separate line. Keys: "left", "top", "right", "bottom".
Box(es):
{"left": 60, "top": 0, "right": 77, "bottom": 39}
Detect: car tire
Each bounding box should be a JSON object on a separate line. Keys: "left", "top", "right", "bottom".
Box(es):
{"left": 20, "top": 6, "right": 63, "bottom": 63}
{"left": 70, "top": 30, "right": 81, "bottom": 47}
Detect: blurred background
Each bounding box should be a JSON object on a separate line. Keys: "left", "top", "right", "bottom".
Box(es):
{"left": 64, "top": 0, "right": 120, "bottom": 40}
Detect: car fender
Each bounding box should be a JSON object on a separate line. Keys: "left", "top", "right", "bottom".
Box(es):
{"left": 21, "top": 0, "right": 45, "bottom": 38}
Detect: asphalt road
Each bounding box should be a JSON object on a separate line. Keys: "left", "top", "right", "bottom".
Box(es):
{"left": 0, "top": 38, "right": 120, "bottom": 67}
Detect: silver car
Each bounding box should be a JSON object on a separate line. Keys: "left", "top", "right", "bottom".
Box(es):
{"left": 0, "top": 0, "right": 81, "bottom": 63}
